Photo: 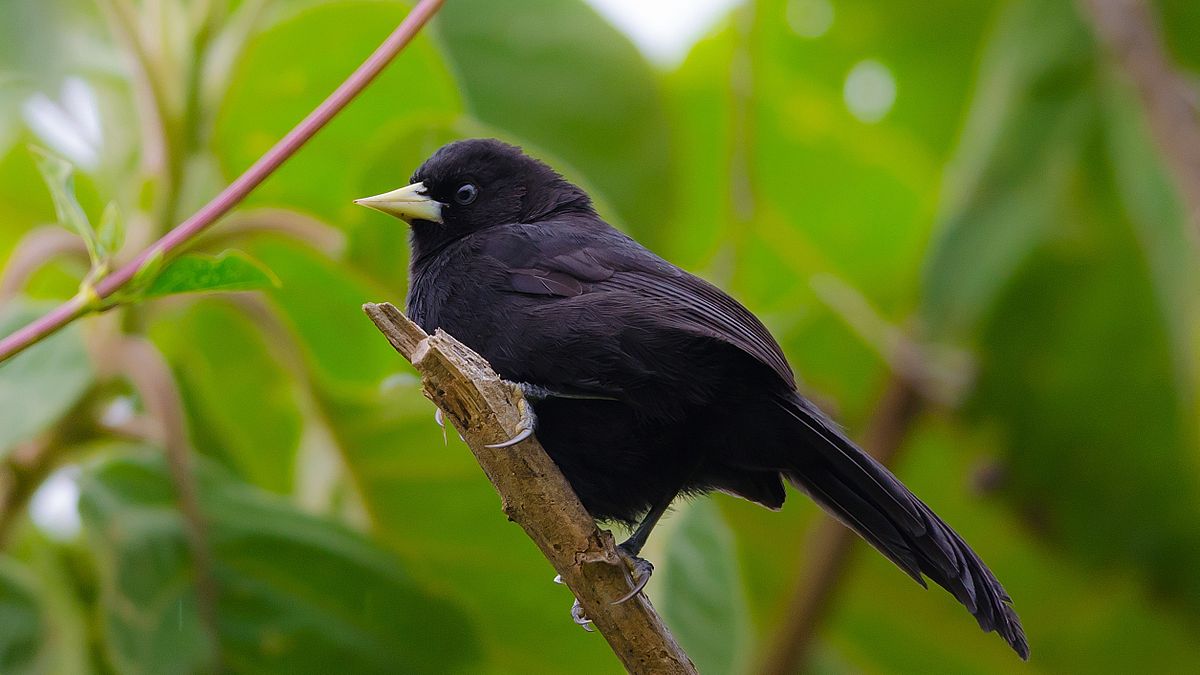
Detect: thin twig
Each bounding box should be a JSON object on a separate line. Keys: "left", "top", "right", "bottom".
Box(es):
{"left": 363, "top": 302, "right": 697, "bottom": 675}
{"left": 1080, "top": 0, "right": 1200, "bottom": 236}
{"left": 758, "top": 376, "right": 924, "bottom": 675}
{"left": 0, "top": 0, "right": 446, "bottom": 364}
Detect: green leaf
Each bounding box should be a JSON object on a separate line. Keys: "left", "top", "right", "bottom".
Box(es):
{"left": 435, "top": 0, "right": 673, "bottom": 245}
{"left": 0, "top": 558, "right": 45, "bottom": 674}
{"left": 215, "top": 1, "right": 461, "bottom": 223}
{"left": 655, "top": 500, "right": 750, "bottom": 675}
{"left": 127, "top": 248, "right": 165, "bottom": 295}
{"left": 245, "top": 238, "right": 400, "bottom": 386}
{"left": 315, "top": 384, "right": 621, "bottom": 673}
{"left": 76, "top": 447, "right": 481, "bottom": 674}
{"left": 919, "top": 0, "right": 1097, "bottom": 339}
{"left": 141, "top": 251, "right": 277, "bottom": 299}
{"left": 150, "top": 299, "right": 303, "bottom": 494}
{"left": 0, "top": 302, "right": 94, "bottom": 456}
{"left": 96, "top": 201, "right": 124, "bottom": 259}
{"left": 30, "top": 146, "right": 99, "bottom": 264}
{"left": 918, "top": 0, "right": 1200, "bottom": 623}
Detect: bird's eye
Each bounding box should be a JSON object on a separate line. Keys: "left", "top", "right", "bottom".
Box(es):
{"left": 454, "top": 183, "right": 478, "bottom": 205}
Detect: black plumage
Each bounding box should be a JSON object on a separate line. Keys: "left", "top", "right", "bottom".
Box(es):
{"left": 363, "top": 138, "right": 1028, "bottom": 658}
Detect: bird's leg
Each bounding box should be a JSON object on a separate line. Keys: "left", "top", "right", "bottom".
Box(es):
{"left": 611, "top": 493, "right": 674, "bottom": 605}
{"left": 559, "top": 493, "right": 676, "bottom": 630}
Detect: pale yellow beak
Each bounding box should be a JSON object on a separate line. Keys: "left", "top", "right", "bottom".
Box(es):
{"left": 354, "top": 182, "right": 443, "bottom": 224}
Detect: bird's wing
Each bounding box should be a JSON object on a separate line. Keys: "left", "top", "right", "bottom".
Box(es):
{"left": 604, "top": 266, "right": 796, "bottom": 388}
{"left": 482, "top": 222, "right": 795, "bottom": 389}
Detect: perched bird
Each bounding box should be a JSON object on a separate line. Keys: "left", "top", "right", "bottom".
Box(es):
{"left": 355, "top": 138, "right": 1028, "bottom": 658}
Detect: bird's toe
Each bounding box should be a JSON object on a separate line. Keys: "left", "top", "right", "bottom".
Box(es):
{"left": 486, "top": 396, "right": 538, "bottom": 448}
{"left": 570, "top": 598, "right": 595, "bottom": 632}
{"left": 611, "top": 546, "right": 655, "bottom": 605}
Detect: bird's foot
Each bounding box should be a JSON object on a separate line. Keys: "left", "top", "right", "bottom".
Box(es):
{"left": 611, "top": 543, "right": 655, "bottom": 605}
{"left": 555, "top": 574, "right": 596, "bottom": 632}
{"left": 486, "top": 386, "right": 538, "bottom": 448}
{"left": 570, "top": 598, "right": 595, "bottom": 632}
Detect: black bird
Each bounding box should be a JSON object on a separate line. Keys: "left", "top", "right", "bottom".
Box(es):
{"left": 355, "top": 138, "right": 1028, "bottom": 658}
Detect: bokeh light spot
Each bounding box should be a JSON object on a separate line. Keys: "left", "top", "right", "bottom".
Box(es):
{"left": 843, "top": 59, "right": 896, "bottom": 123}
{"left": 787, "top": 0, "right": 835, "bottom": 38}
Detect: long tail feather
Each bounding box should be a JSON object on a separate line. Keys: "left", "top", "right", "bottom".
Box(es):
{"left": 777, "top": 392, "right": 1029, "bottom": 659}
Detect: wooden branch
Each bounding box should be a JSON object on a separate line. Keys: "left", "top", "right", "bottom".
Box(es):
{"left": 362, "top": 302, "right": 696, "bottom": 675}
{"left": 1080, "top": 0, "right": 1200, "bottom": 237}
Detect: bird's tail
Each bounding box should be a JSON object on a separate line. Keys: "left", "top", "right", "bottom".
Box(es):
{"left": 775, "top": 392, "right": 1029, "bottom": 659}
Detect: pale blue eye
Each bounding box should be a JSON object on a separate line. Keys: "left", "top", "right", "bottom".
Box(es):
{"left": 455, "top": 183, "right": 478, "bottom": 205}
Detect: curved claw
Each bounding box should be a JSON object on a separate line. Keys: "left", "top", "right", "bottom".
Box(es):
{"left": 485, "top": 425, "right": 533, "bottom": 448}
{"left": 434, "top": 408, "right": 447, "bottom": 445}
{"left": 571, "top": 599, "right": 595, "bottom": 632}
{"left": 611, "top": 556, "right": 654, "bottom": 605}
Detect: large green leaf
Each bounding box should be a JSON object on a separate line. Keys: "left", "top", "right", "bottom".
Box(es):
{"left": 662, "top": 0, "right": 998, "bottom": 428}
{"left": 0, "top": 302, "right": 94, "bottom": 455}
{"left": 920, "top": 0, "right": 1097, "bottom": 339}
{"left": 919, "top": 0, "right": 1200, "bottom": 621}
{"left": 149, "top": 299, "right": 303, "bottom": 494}
{"left": 0, "top": 558, "right": 45, "bottom": 674}
{"left": 655, "top": 500, "right": 751, "bottom": 675}
{"left": 316, "top": 384, "right": 621, "bottom": 673}
{"left": 435, "top": 0, "right": 673, "bottom": 245}
{"left": 76, "top": 447, "right": 480, "bottom": 674}
{"left": 245, "top": 237, "right": 402, "bottom": 386}
{"left": 215, "top": 1, "right": 461, "bottom": 224}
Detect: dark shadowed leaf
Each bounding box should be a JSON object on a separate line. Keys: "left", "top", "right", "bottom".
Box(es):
{"left": 76, "top": 447, "right": 481, "bottom": 674}
{"left": 920, "top": 0, "right": 1097, "bottom": 339}
{"left": 0, "top": 302, "right": 93, "bottom": 455}
{"left": 0, "top": 558, "right": 45, "bottom": 674}
{"left": 656, "top": 500, "right": 750, "bottom": 675}
{"left": 435, "top": 0, "right": 673, "bottom": 244}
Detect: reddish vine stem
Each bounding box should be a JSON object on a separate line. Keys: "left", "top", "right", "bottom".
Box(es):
{"left": 0, "top": 0, "right": 446, "bottom": 364}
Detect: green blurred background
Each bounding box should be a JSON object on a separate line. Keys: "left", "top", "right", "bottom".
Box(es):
{"left": 1, "top": 0, "right": 1199, "bottom": 672}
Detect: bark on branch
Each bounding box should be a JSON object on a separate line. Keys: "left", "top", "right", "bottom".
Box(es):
{"left": 362, "top": 302, "right": 696, "bottom": 675}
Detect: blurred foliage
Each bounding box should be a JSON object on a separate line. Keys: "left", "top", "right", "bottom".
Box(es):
{"left": 1, "top": 0, "right": 1199, "bottom": 673}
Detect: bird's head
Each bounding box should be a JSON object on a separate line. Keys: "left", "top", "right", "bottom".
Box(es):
{"left": 354, "top": 138, "right": 592, "bottom": 255}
